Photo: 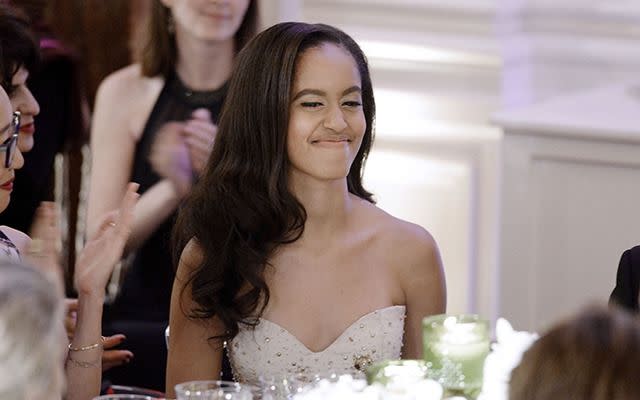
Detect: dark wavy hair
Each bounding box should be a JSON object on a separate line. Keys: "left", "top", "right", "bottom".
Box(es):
{"left": 174, "top": 22, "right": 376, "bottom": 340}
{"left": 137, "top": 0, "right": 259, "bottom": 78}
{"left": 0, "top": 4, "right": 39, "bottom": 96}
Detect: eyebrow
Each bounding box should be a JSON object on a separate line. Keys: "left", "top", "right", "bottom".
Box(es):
{"left": 292, "top": 86, "right": 362, "bottom": 101}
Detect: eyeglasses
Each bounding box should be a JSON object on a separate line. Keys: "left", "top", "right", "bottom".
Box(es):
{"left": 0, "top": 111, "right": 20, "bottom": 168}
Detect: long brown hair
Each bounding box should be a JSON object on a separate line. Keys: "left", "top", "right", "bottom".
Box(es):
{"left": 174, "top": 22, "right": 376, "bottom": 340}
{"left": 509, "top": 305, "right": 640, "bottom": 400}
{"left": 137, "top": 0, "right": 258, "bottom": 78}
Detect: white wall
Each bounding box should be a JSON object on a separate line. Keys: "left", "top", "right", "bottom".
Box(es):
{"left": 263, "top": 0, "right": 640, "bottom": 332}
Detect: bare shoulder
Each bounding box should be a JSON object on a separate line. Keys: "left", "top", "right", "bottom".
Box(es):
{"left": 177, "top": 238, "right": 205, "bottom": 281}
{"left": 96, "top": 64, "right": 153, "bottom": 98}
{"left": 0, "top": 225, "right": 30, "bottom": 253}
{"left": 93, "top": 63, "right": 164, "bottom": 138}
{"left": 360, "top": 203, "right": 439, "bottom": 264}
{"left": 360, "top": 204, "right": 446, "bottom": 310}
{"left": 94, "top": 64, "right": 163, "bottom": 112}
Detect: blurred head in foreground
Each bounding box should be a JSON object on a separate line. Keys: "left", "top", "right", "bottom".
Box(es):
{"left": 509, "top": 305, "right": 640, "bottom": 400}
{"left": 0, "top": 261, "right": 65, "bottom": 400}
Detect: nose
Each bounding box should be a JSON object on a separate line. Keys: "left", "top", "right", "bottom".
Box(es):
{"left": 323, "top": 105, "right": 348, "bottom": 132}
{"left": 11, "top": 147, "right": 24, "bottom": 170}
{"left": 16, "top": 86, "right": 40, "bottom": 118}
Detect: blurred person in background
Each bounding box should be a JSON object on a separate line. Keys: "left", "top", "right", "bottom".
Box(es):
{"left": 87, "top": 0, "right": 258, "bottom": 390}
{"left": 0, "top": 0, "right": 86, "bottom": 288}
{"left": 610, "top": 245, "right": 640, "bottom": 312}
{"left": 0, "top": 2, "right": 140, "bottom": 391}
{"left": 509, "top": 305, "right": 640, "bottom": 400}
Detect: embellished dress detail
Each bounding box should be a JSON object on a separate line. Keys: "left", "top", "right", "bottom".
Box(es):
{"left": 227, "top": 305, "right": 406, "bottom": 387}
{"left": 0, "top": 229, "right": 21, "bottom": 262}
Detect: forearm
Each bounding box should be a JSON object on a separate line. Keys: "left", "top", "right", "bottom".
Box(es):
{"left": 64, "top": 292, "right": 104, "bottom": 400}
{"left": 126, "top": 179, "right": 183, "bottom": 254}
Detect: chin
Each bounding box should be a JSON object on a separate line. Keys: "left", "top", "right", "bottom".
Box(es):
{"left": 18, "top": 137, "right": 34, "bottom": 153}
{"left": 0, "top": 196, "right": 9, "bottom": 213}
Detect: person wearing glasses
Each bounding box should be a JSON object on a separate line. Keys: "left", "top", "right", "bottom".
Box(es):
{"left": 0, "top": 109, "right": 25, "bottom": 259}
{"left": 0, "top": 3, "right": 136, "bottom": 380}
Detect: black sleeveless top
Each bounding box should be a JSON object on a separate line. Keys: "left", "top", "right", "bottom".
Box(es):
{"left": 109, "top": 71, "right": 227, "bottom": 321}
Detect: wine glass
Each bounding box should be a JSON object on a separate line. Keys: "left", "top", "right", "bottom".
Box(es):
{"left": 175, "top": 380, "right": 254, "bottom": 400}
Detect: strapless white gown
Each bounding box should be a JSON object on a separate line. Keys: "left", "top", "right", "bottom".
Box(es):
{"left": 227, "top": 305, "right": 406, "bottom": 387}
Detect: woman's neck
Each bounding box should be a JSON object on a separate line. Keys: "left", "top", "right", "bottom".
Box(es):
{"left": 290, "top": 176, "right": 355, "bottom": 240}
{"left": 174, "top": 33, "right": 235, "bottom": 90}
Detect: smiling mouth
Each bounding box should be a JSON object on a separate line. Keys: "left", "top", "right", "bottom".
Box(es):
{"left": 311, "top": 138, "right": 351, "bottom": 144}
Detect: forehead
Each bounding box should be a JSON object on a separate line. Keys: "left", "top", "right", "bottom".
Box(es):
{"left": 293, "top": 43, "right": 361, "bottom": 91}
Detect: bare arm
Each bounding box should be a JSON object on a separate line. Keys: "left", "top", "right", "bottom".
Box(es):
{"left": 86, "top": 67, "right": 180, "bottom": 252}
{"left": 397, "top": 227, "right": 446, "bottom": 359}
{"left": 66, "top": 183, "right": 139, "bottom": 400}
{"left": 166, "top": 240, "right": 223, "bottom": 397}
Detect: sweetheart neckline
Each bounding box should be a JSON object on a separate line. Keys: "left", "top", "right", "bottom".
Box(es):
{"left": 256, "top": 305, "right": 406, "bottom": 354}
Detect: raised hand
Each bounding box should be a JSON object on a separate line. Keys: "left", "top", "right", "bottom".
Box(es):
{"left": 74, "top": 182, "right": 139, "bottom": 296}
{"left": 25, "top": 201, "right": 63, "bottom": 292}
{"left": 149, "top": 121, "right": 194, "bottom": 197}
{"left": 183, "top": 108, "right": 217, "bottom": 175}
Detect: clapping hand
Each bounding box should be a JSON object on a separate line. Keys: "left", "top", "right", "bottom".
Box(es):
{"left": 149, "top": 121, "right": 194, "bottom": 197}
{"left": 25, "top": 201, "right": 63, "bottom": 293}
{"left": 74, "top": 182, "right": 139, "bottom": 296}
{"left": 183, "top": 108, "right": 217, "bottom": 174}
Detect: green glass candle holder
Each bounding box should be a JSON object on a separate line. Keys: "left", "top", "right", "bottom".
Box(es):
{"left": 422, "top": 314, "right": 490, "bottom": 398}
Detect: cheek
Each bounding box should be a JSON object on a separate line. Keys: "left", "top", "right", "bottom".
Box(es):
{"left": 350, "top": 112, "right": 367, "bottom": 137}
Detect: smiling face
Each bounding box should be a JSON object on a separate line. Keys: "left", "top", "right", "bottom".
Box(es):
{"left": 163, "top": 0, "right": 250, "bottom": 43}
{"left": 9, "top": 66, "right": 40, "bottom": 152}
{"left": 287, "top": 43, "right": 366, "bottom": 185}
{"left": 0, "top": 87, "right": 24, "bottom": 213}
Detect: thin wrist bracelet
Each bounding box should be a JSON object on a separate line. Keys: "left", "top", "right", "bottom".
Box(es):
{"left": 68, "top": 336, "right": 106, "bottom": 352}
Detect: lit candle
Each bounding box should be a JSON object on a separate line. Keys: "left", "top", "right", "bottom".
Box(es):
{"left": 423, "top": 314, "right": 490, "bottom": 398}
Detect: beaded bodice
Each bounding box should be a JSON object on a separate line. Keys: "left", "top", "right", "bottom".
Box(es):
{"left": 227, "top": 305, "right": 406, "bottom": 387}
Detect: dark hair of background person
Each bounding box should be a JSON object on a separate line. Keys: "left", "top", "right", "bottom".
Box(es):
{"left": 509, "top": 305, "right": 640, "bottom": 400}
{"left": 173, "top": 22, "right": 377, "bottom": 341}
{"left": 0, "top": 4, "right": 39, "bottom": 94}
{"left": 137, "top": 0, "right": 259, "bottom": 78}
{"left": 0, "top": 0, "right": 86, "bottom": 293}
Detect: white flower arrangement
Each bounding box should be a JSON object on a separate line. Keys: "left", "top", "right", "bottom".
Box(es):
{"left": 292, "top": 374, "right": 443, "bottom": 400}
{"left": 291, "top": 318, "right": 537, "bottom": 400}
{"left": 477, "top": 318, "right": 538, "bottom": 400}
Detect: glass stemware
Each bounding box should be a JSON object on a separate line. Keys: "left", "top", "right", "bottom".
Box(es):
{"left": 175, "top": 380, "right": 254, "bottom": 400}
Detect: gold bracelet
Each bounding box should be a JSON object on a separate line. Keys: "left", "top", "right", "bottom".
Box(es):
{"left": 68, "top": 336, "right": 105, "bottom": 352}
{"left": 66, "top": 354, "right": 101, "bottom": 369}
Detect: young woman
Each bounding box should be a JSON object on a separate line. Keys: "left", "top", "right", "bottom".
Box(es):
{"left": 87, "top": 0, "right": 258, "bottom": 390}
{"left": 167, "top": 22, "right": 446, "bottom": 395}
